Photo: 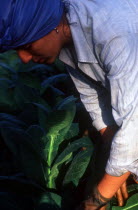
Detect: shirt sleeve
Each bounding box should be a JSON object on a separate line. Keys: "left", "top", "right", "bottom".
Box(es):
{"left": 66, "top": 65, "right": 116, "bottom": 131}
{"left": 101, "top": 35, "right": 138, "bottom": 176}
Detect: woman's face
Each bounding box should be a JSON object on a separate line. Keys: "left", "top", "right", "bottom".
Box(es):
{"left": 17, "top": 28, "right": 65, "bottom": 64}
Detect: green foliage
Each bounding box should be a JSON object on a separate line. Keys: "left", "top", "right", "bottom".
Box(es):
{"left": 0, "top": 101, "right": 93, "bottom": 189}
{"left": 41, "top": 73, "right": 69, "bottom": 95}
{"left": 1, "top": 50, "right": 138, "bottom": 210}
{"left": 0, "top": 50, "right": 93, "bottom": 209}
{"left": 63, "top": 145, "right": 92, "bottom": 187}
{"left": 35, "top": 192, "right": 62, "bottom": 210}
{"left": 127, "top": 184, "right": 138, "bottom": 193}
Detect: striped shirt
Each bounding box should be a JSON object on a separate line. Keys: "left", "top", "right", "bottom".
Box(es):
{"left": 59, "top": 0, "right": 138, "bottom": 178}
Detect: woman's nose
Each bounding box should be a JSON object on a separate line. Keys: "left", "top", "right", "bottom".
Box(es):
{"left": 17, "top": 50, "right": 33, "bottom": 64}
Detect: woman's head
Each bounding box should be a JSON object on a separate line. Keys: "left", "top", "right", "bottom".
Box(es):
{"left": 0, "top": 0, "right": 64, "bottom": 52}
{"left": 17, "top": 19, "right": 72, "bottom": 64}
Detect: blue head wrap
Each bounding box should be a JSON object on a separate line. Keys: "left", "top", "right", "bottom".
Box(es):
{"left": 0, "top": 0, "right": 64, "bottom": 52}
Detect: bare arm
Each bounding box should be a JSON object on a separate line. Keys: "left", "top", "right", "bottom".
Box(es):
{"left": 97, "top": 172, "right": 130, "bottom": 199}
{"left": 98, "top": 126, "right": 130, "bottom": 203}
{"left": 78, "top": 126, "right": 130, "bottom": 210}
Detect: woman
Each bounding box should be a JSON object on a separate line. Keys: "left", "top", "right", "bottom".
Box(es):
{"left": 1, "top": 0, "right": 138, "bottom": 209}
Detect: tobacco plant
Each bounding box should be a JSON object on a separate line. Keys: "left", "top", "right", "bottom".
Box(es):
{"left": 0, "top": 50, "right": 93, "bottom": 209}
{"left": 0, "top": 51, "right": 137, "bottom": 210}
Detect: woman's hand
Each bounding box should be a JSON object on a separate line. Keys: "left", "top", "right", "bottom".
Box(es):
{"left": 99, "top": 126, "right": 129, "bottom": 207}
{"left": 115, "top": 181, "right": 128, "bottom": 206}
{"left": 77, "top": 125, "right": 130, "bottom": 210}
{"left": 76, "top": 174, "right": 130, "bottom": 210}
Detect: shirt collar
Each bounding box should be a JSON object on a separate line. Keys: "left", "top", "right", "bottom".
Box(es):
{"left": 60, "top": 0, "right": 98, "bottom": 64}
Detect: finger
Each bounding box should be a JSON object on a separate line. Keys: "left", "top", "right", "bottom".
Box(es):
{"left": 116, "top": 188, "right": 124, "bottom": 206}
{"left": 121, "top": 181, "right": 128, "bottom": 200}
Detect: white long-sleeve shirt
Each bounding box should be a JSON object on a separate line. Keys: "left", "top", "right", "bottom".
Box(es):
{"left": 59, "top": 0, "right": 138, "bottom": 179}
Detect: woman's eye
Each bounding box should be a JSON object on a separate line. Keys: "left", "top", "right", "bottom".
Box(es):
{"left": 15, "top": 44, "right": 32, "bottom": 51}
{"left": 23, "top": 44, "right": 32, "bottom": 50}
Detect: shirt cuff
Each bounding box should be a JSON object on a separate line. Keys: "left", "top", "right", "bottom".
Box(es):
{"left": 91, "top": 113, "right": 116, "bottom": 131}
{"left": 105, "top": 160, "right": 128, "bottom": 177}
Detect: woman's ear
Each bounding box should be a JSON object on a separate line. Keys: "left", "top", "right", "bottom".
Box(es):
{"left": 61, "top": 16, "right": 72, "bottom": 44}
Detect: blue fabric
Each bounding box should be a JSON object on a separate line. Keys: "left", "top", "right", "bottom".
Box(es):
{"left": 0, "top": 0, "right": 64, "bottom": 52}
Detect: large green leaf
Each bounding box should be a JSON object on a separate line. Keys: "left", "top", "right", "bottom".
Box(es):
{"left": 112, "top": 193, "right": 138, "bottom": 209}
{"left": 64, "top": 123, "right": 79, "bottom": 140}
{"left": 50, "top": 86, "right": 65, "bottom": 97}
{"left": 14, "top": 84, "right": 39, "bottom": 109}
{"left": 33, "top": 102, "right": 50, "bottom": 114}
{"left": 27, "top": 125, "right": 45, "bottom": 141}
{"left": 53, "top": 137, "right": 93, "bottom": 167}
{"left": 55, "top": 95, "right": 77, "bottom": 110}
{"left": 0, "top": 113, "right": 26, "bottom": 127}
{"left": 45, "top": 108, "right": 76, "bottom": 166}
{"left": 0, "top": 79, "right": 15, "bottom": 108}
{"left": 35, "top": 192, "right": 62, "bottom": 210}
{"left": 0, "top": 50, "right": 20, "bottom": 70}
{"left": 19, "top": 72, "right": 41, "bottom": 89}
{"left": 19, "top": 63, "right": 53, "bottom": 73}
{"left": 48, "top": 153, "right": 72, "bottom": 189}
{"left": 0, "top": 78, "right": 13, "bottom": 87}
{"left": 1, "top": 126, "right": 48, "bottom": 187}
{"left": 40, "top": 74, "right": 69, "bottom": 95}
{"left": 33, "top": 99, "right": 51, "bottom": 131}
{"left": 41, "top": 102, "right": 76, "bottom": 189}
{"left": 18, "top": 105, "right": 38, "bottom": 125}
{"left": 0, "top": 65, "right": 13, "bottom": 79}
{"left": 26, "top": 125, "right": 50, "bottom": 162}
{"left": 49, "top": 137, "right": 93, "bottom": 188}
{"left": 0, "top": 63, "right": 16, "bottom": 73}
{"left": 54, "top": 58, "right": 65, "bottom": 72}
{"left": 63, "top": 147, "right": 93, "bottom": 187}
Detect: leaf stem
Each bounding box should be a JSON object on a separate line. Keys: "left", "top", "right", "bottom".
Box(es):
{"left": 47, "top": 135, "right": 55, "bottom": 188}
